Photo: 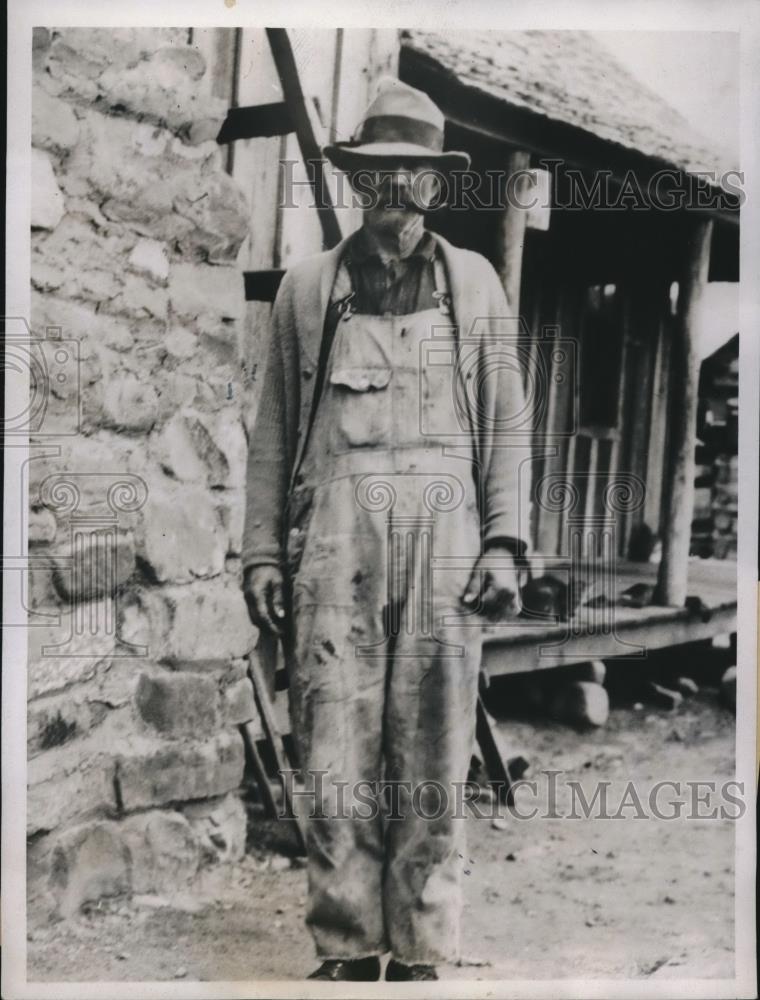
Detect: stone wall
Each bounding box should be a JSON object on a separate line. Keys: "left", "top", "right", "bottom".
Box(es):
{"left": 28, "top": 27, "right": 261, "bottom": 919}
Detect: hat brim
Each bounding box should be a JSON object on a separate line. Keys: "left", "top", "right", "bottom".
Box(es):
{"left": 323, "top": 141, "right": 471, "bottom": 173}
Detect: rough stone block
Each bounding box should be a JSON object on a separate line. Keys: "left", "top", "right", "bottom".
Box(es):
{"left": 721, "top": 666, "right": 736, "bottom": 711}
{"left": 135, "top": 670, "right": 219, "bottom": 736}
{"left": 32, "top": 214, "right": 131, "bottom": 307}
{"left": 110, "top": 273, "right": 169, "bottom": 320}
{"left": 52, "top": 530, "right": 136, "bottom": 603}
{"left": 197, "top": 408, "right": 248, "bottom": 489}
{"left": 128, "top": 238, "right": 169, "bottom": 283}
{"left": 152, "top": 408, "right": 246, "bottom": 489}
{"left": 27, "top": 605, "right": 117, "bottom": 700}
{"left": 115, "top": 731, "right": 245, "bottom": 810}
{"left": 102, "top": 374, "right": 159, "bottom": 432}
{"left": 27, "top": 434, "right": 144, "bottom": 537}
{"left": 163, "top": 580, "right": 257, "bottom": 662}
{"left": 116, "top": 586, "right": 172, "bottom": 658}
{"left": 28, "top": 739, "right": 116, "bottom": 835}
{"left": 49, "top": 820, "right": 131, "bottom": 917}
{"left": 57, "top": 111, "right": 185, "bottom": 234}
{"left": 96, "top": 45, "right": 226, "bottom": 137}
{"left": 120, "top": 810, "right": 200, "bottom": 894}
{"left": 217, "top": 489, "right": 245, "bottom": 557}
{"left": 31, "top": 290, "right": 135, "bottom": 354}
{"left": 28, "top": 660, "right": 140, "bottom": 757}
{"left": 164, "top": 326, "right": 198, "bottom": 361}
{"left": 29, "top": 506, "right": 57, "bottom": 545}
{"left": 136, "top": 482, "right": 225, "bottom": 583}
{"left": 29, "top": 698, "right": 103, "bottom": 758}
{"left": 152, "top": 373, "right": 201, "bottom": 425}
{"left": 181, "top": 792, "right": 247, "bottom": 863}
{"left": 171, "top": 170, "right": 250, "bottom": 263}
{"left": 32, "top": 84, "right": 80, "bottom": 153}
{"left": 567, "top": 660, "right": 606, "bottom": 685}
{"left": 221, "top": 676, "right": 256, "bottom": 726}
{"left": 45, "top": 28, "right": 189, "bottom": 88}
{"left": 168, "top": 262, "right": 246, "bottom": 323}
{"left": 31, "top": 148, "right": 65, "bottom": 230}
{"left": 52, "top": 106, "right": 247, "bottom": 261}
{"left": 120, "top": 582, "right": 256, "bottom": 665}
{"left": 149, "top": 413, "right": 208, "bottom": 482}
{"left": 27, "top": 564, "right": 60, "bottom": 611}
{"left": 548, "top": 680, "right": 609, "bottom": 728}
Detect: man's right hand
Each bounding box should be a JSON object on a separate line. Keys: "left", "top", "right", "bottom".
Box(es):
{"left": 243, "top": 565, "right": 286, "bottom": 637}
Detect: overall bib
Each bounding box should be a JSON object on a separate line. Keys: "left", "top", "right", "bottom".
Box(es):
{"left": 287, "top": 256, "right": 483, "bottom": 964}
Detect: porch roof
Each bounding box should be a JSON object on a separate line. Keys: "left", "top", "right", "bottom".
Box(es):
{"left": 401, "top": 30, "right": 734, "bottom": 180}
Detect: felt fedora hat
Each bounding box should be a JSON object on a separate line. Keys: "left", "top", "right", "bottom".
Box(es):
{"left": 323, "top": 77, "right": 471, "bottom": 172}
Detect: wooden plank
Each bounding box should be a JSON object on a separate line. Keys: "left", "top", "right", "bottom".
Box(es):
{"left": 217, "top": 101, "right": 293, "bottom": 143}
{"left": 555, "top": 283, "right": 583, "bottom": 556}
{"left": 644, "top": 297, "right": 673, "bottom": 533}
{"left": 276, "top": 34, "right": 336, "bottom": 265}
{"left": 191, "top": 28, "right": 240, "bottom": 173}
{"left": 247, "top": 647, "right": 307, "bottom": 850}
{"left": 495, "top": 150, "right": 531, "bottom": 316}
{"left": 533, "top": 282, "right": 570, "bottom": 556}
{"left": 192, "top": 27, "right": 239, "bottom": 100}
{"left": 330, "top": 29, "right": 400, "bottom": 237}
{"left": 654, "top": 219, "right": 714, "bottom": 606}
{"left": 475, "top": 696, "right": 514, "bottom": 806}
{"left": 482, "top": 603, "right": 736, "bottom": 675}
{"left": 239, "top": 721, "right": 280, "bottom": 816}
{"left": 232, "top": 29, "right": 287, "bottom": 426}
{"left": 617, "top": 280, "right": 655, "bottom": 554}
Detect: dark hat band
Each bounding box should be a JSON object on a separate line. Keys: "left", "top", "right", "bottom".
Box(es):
{"left": 356, "top": 114, "right": 444, "bottom": 153}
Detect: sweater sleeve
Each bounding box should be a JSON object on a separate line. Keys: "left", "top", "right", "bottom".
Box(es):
{"left": 241, "top": 280, "right": 293, "bottom": 573}
{"left": 479, "top": 262, "right": 533, "bottom": 555}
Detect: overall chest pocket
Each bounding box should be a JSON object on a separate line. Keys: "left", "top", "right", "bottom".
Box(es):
{"left": 327, "top": 365, "right": 393, "bottom": 451}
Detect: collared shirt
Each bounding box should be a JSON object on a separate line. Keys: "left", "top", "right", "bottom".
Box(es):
{"left": 342, "top": 225, "right": 439, "bottom": 316}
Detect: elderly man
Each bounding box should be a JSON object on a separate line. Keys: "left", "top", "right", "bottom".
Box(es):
{"left": 242, "top": 77, "right": 530, "bottom": 982}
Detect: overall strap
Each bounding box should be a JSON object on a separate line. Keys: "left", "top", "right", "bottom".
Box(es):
{"left": 432, "top": 255, "right": 452, "bottom": 316}
{"left": 290, "top": 257, "right": 354, "bottom": 490}
{"left": 330, "top": 256, "right": 355, "bottom": 314}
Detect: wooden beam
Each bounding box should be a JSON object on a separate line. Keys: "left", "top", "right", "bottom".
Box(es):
{"left": 244, "top": 268, "right": 285, "bottom": 303}
{"left": 217, "top": 101, "right": 294, "bottom": 144}
{"left": 494, "top": 150, "right": 531, "bottom": 315}
{"left": 265, "top": 28, "right": 344, "bottom": 250}
{"left": 654, "top": 218, "right": 714, "bottom": 606}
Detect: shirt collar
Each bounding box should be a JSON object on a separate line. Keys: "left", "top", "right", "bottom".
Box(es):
{"left": 348, "top": 225, "right": 438, "bottom": 265}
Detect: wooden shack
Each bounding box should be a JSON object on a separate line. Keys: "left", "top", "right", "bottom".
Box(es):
{"left": 207, "top": 27, "right": 739, "bottom": 674}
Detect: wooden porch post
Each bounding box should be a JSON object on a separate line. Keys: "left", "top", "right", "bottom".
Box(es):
{"left": 654, "top": 217, "right": 714, "bottom": 606}
{"left": 495, "top": 150, "right": 531, "bottom": 315}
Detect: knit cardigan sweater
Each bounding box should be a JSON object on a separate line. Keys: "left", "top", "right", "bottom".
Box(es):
{"left": 241, "top": 230, "right": 532, "bottom": 572}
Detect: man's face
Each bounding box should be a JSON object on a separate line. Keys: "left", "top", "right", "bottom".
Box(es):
{"left": 351, "top": 161, "right": 442, "bottom": 232}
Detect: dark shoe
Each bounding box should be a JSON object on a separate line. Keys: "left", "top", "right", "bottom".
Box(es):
{"left": 386, "top": 959, "right": 438, "bottom": 981}
{"left": 307, "top": 957, "right": 381, "bottom": 981}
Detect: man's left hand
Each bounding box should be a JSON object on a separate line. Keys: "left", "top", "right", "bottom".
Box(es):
{"left": 461, "top": 548, "right": 522, "bottom": 620}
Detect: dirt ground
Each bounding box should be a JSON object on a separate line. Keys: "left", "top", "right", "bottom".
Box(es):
{"left": 27, "top": 689, "right": 736, "bottom": 984}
